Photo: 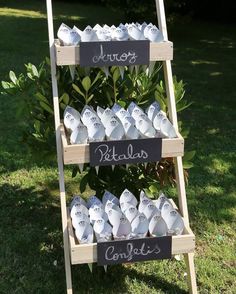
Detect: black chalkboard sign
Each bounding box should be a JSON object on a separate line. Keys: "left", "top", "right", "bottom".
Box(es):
{"left": 80, "top": 40, "right": 150, "bottom": 67}
{"left": 97, "top": 236, "right": 172, "bottom": 266}
{"left": 89, "top": 138, "right": 162, "bottom": 166}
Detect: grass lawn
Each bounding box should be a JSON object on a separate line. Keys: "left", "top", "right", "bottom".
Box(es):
{"left": 0, "top": 0, "right": 236, "bottom": 293}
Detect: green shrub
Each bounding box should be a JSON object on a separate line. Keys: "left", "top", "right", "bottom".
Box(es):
{"left": 1, "top": 58, "right": 195, "bottom": 196}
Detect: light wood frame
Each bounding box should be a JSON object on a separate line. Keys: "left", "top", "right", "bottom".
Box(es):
{"left": 55, "top": 39, "right": 173, "bottom": 65}
{"left": 67, "top": 199, "right": 195, "bottom": 265}
{"left": 46, "top": 0, "right": 197, "bottom": 293}
{"left": 60, "top": 124, "right": 184, "bottom": 164}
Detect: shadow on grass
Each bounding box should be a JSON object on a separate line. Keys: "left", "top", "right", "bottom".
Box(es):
{"left": 72, "top": 264, "right": 187, "bottom": 294}
{"left": 0, "top": 183, "right": 65, "bottom": 293}
{"left": 167, "top": 21, "right": 236, "bottom": 235}
{"left": 0, "top": 182, "right": 187, "bottom": 294}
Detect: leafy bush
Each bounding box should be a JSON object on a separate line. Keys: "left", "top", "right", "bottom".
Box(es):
{"left": 1, "top": 59, "right": 195, "bottom": 196}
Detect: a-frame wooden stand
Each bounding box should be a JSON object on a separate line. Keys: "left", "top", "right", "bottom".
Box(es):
{"left": 46, "top": 0, "right": 197, "bottom": 293}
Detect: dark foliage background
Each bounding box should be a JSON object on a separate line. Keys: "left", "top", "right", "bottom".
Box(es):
{"left": 57, "top": 0, "right": 235, "bottom": 23}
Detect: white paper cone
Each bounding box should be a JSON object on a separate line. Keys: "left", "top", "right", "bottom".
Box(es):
{"left": 149, "top": 215, "right": 168, "bottom": 236}
{"left": 153, "top": 111, "right": 166, "bottom": 132}
{"left": 161, "top": 201, "right": 174, "bottom": 218}
{"left": 88, "top": 115, "right": 100, "bottom": 125}
{"left": 73, "top": 25, "right": 82, "bottom": 36}
{"left": 163, "top": 210, "right": 184, "bottom": 235}
{"left": 70, "top": 124, "right": 88, "bottom": 144}
{"left": 70, "top": 202, "right": 89, "bottom": 217}
{"left": 147, "top": 26, "right": 164, "bottom": 42}
{"left": 93, "top": 24, "right": 102, "bottom": 31}
{"left": 104, "top": 201, "right": 114, "bottom": 213}
{"left": 88, "top": 263, "right": 93, "bottom": 273}
{"left": 119, "top": 67, "right": 125, "bottom": 79}
{"left": 144, "top": 23, "right": 153, "bottom": 39}
{"left": 103, "top": 24, "right": 110, "bottom": 31}
{"left": 126, "top": 164, "right": 130, "bottom": 170}
{"left": 64, "top": 106, "right": 81, "bottom": 131}
{"left": 74, "top": 220, "right": 86, "bottom": 239}
{"left": 124, "top": 123, "right": 140, "bottom": 140}
{"left": 138, "top": 198, "right": 151, "bottom": 214}
{"left": 69, "top": 29, "right": 80, "bottom": 45}
{"left": 135, "top": 115, "right": 153, "bottom": 135}
{"left": 75, "top": 221, "right": 94, "bottom": 244}
{"left": 107, "top": 207, "right": 122, "bottom": 226}
{"left": 160, "top": 118, "right": 177, "bottom": 138}
{"left": 171, "top": 214, "right": 185, "bottom": 235}
{"left": 129, "top": 65, "right": 135, "bottom": 74}
{"left": 115, "top": 108, "right": 134, "bottom": 125}
{"left": 131, "top": 213, "right": 149, "bottom": 237}
{"left": 120, "top": 189, "right": 138, "bottom": 206}
{"left": 112, "top": 215, "right": 131, "bottom": 238}
{"left": 111, "top": 103, "right": 122, "bottom": 113}
{"left": 146, "top": 101, "right": 161, "bottom": 121}
{"left": 155, "top": 193, "right": 171, "bottom": 210}
{"left": 72, "top": 213, "right": 90, "bottom": 230}
{"left": 81, "top": 25, "right": 98, "bottom": 42}
{"left": 58, "top": 24, "right": 80, "bottom": 46}
{"left": 120, "top": 202, "right": 134, "bottom": 213}
{"left": 143, "top": 203, "right": 159, "bottom": 221}
{"left": 128, "top": 102, "right": 144, "bottom": 120}
{"left": 78, "top": 223, "right": 94, "bottom": 244}
{"left": 69, "top": 65, "right": 76, "bottom": 80}
{"left": 102, "top": 191, "right": 119, "bottom": 206}
{"left": 139, "top": 190, "right": 149, "bottom": 201}
{"left": 100, "top": 108, "right": 116, "bottom": 125}
{"left": 94, "top": 222, "right": 112, "bottom": 242}
{"left": 112, "top": 28, "right": 128, "bottom": 41}
{"left": 105, "top": 202, "right": 121, "bottom": 215}
{"left": 109, "top": 24, "right": 116, "bottom": 31}
{"left": 95, "top": 166, "right": 99, "bottom": 175}
{"left": 97, "top": 106, "right": 105, "bottom": 118}
{"left": 87, "top": 122, "right": 105, "bottom": 142}
{"left": 146, "top": 61, "right": 155, "bottom": 77}
{"left": 70, "top": 195, "right": 87, "bottom": 209}
{"left": 143, "top": 127, "right": 156, "bottom": 138}
{"left": 128, "top": 25, "right": 143, "bottom": 40}
{"left": 78, "top": 164, "right": 84, "bottom": 173}
{"left": 89, "top": 205, "right": 108, "bottom": 225}
{"left": 81, "top": 106, "right": 97, "bottom": 126}
{"left": 87, "top": 195, "right": 102, "bottom": 209}
{"left": 64, "top": 106, "right": 81, "bottom": 122}
{"left": 96, "top": 28, "right": 112, "bottom": 41}
{"left": 124, "top": 205, "right": 138, "bottom": 223}
{"left": 102, "top": 67, "right": 110, "bottom": 78}
{"left": 140, "top": 22, "right": 147, "bottom": 34}
{"left": 135, "top": 65, "right": 139, "bottom": 75}
{"left": 105, "top": 119, "right": 125, "bottom": 141}
{"left": 57, "top": 23, "right": 71, "bottom": 45}
{"left": 93, "top": 218, "right": 110, "bottom": 234}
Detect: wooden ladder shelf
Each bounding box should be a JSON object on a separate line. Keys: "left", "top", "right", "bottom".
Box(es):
{"left": 46, "top": 0, "right": 198, "bottom": 293}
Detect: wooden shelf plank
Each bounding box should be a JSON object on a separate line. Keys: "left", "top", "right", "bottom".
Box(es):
{"left": 60, "top": 124, "right": 184, "bottom": 165}
{"left": 55, "top": 40, "right": 173, "bottom": 66}
{"left": 67, "top": 199, "right": 195, "bottom": 265}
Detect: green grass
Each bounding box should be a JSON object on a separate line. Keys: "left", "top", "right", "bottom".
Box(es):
{"left": 0, "top": 1, "right": 236, "bottom": 293}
